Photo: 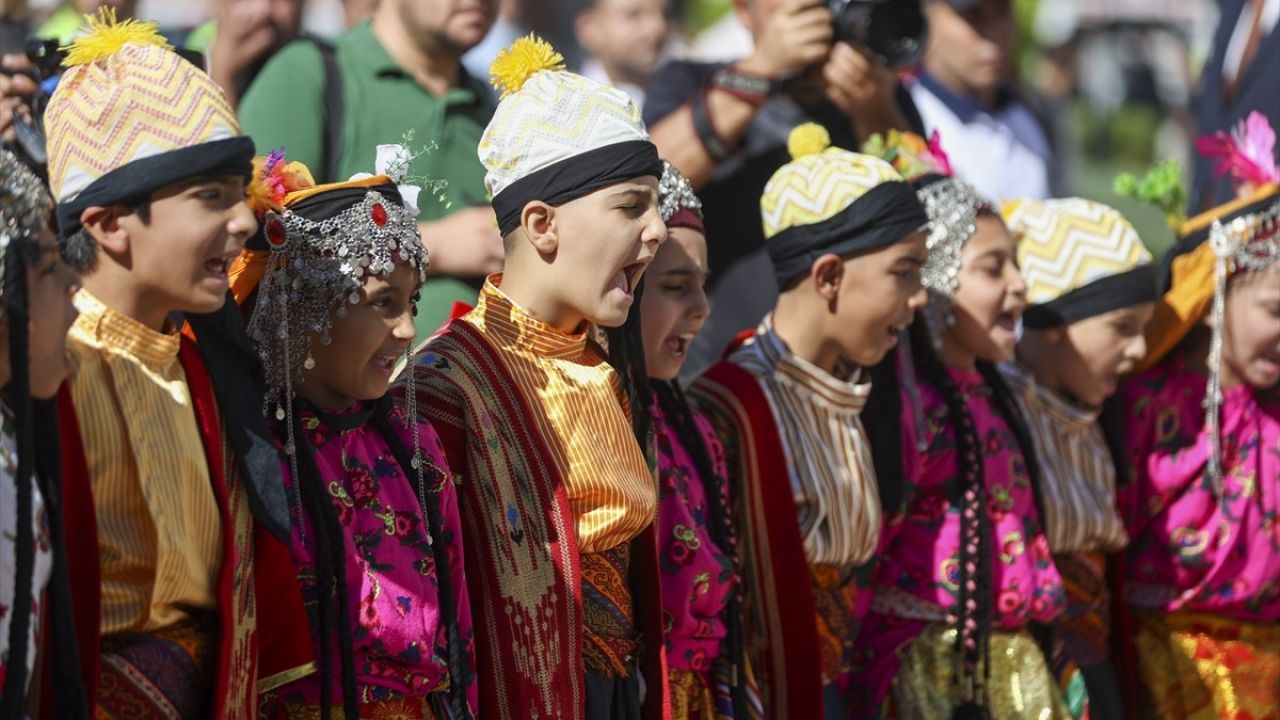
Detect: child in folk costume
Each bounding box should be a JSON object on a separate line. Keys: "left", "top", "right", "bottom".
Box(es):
{"left": 1000, "top": 198, "right": 1158, "bottom": 720}
{"left": 45, "top": 10, "right": 285, "bottom": 717}
{"left": 0, "top": 150, "right": 86, "bottom": 718}
{"left": 643, "top": 162, "right": 758, "bottom": 720}
{"left": 694, "top": 124, "right": 931, "bottom": 719}
{"left": 233, "top": 149, "right": 475, "bottom": 719}
{"left": 1115, "top": 112, "right": 1280, "bottom": 718}
{"left": 856, "top": 162, "right": 1070, "bottom": 718}
{"left": 410, "top": 36, "right": 670, "bottom": 720}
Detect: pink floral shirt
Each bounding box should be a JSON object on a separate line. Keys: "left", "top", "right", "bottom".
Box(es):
{"left": 851, "top": 367, "right": 1065, "bottom": 712}
{"left": 1120, "top": 358, "right": 1280, "bottom": 622}
{"left": 870, "top": 367, "right": 1066, "bottom": 628}
{"left": 272, "top": 401, "right": 474, "bottom": 706}
{"left": 654, "top": 398, "right": 738, "bottom": 673}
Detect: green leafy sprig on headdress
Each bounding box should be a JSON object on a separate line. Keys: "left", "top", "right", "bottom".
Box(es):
{"left": 1113, "top": 159, "right": 1187, "bottom": 229}
{"left": 394, "top": 129, "right": 452, "bottom": 211}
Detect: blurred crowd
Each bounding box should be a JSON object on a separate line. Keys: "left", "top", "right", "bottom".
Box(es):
{"left": 3, "top": 0, "right": 1276, "bottom": 346}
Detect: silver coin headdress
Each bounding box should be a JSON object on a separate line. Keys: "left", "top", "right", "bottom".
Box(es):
{"left": 0, "top": 150, "right": 53, "bottom": 305}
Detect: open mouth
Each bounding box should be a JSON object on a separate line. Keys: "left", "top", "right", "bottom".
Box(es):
{"left": 371, "top": 352, "right": 403, "bottom": 377}
{"left": 994, "top": 311, "right": 1019, "bottom": 332}
{"left": 612, "top": 260, "right": 651, "bottom": 298}
{"left": 665, "top": 333, "right": 694, "bottom": 359}
{"left": 203, "top": 257, "right": 230, "bottom": 279}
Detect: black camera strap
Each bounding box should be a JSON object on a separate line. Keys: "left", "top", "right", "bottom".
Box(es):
{"left": 308, "top": 36, "right": 345, "bottom": 183}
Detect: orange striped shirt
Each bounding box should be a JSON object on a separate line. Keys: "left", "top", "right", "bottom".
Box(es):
{"left": 465, "top": 275, "right": 656, "bottom": 553}
{"left": 66, "top": 290, "right": 224, "bottom": 634}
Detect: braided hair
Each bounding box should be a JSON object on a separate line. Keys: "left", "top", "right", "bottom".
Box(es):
{"left": 372, "top": 399, "right": 473, "bottom": 719}
{"left": 865, "top": 309, "right": 1046, "bottom": 718}
{"left": 651, "top": 381, "right": 752, "bottom": 717}
{"left": 605, "top": 279, "right": 653, "bottom": 453}
{"left": 285, "top": 394, "right": 473, "bottom": 719}
{"left": 0, "top": 225, "right": 89, "bottom": 718}
{"left": 286, "top": 398, "right": 361, "bottom": 719}
{"left": 0, "top": 240, "right": 36, "bottom": 720}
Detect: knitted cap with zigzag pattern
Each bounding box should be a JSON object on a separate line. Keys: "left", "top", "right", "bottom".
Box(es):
{"left": 45, "top": 9, "right": 244, "bottom": 206}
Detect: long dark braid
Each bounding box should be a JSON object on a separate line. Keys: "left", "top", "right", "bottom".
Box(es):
{"left": 867, "top": 317, "right": 1050, "bottom": 717}
{"left": 288, "top": 401, "right": 360, "bottom": 719}
{"left": 976, "top": 362, "right": 1047, "bottom": 528}
{"left": 0, "top": 243, "right": 35, "bottom": 720}
{"left": 605, "top": 280, "right": 652, "bottom": 451}
{"left": 31, "top": 398, "right": 89, "bottom": 718}
{"left": 898, "top": 320, "right": 994, "bottom": 719}
{"left": 976, "top": 359, "right": 1056, "bottom": 675}
{"left": 371, "top": 398, "right": 472, "bottom": 719}
{"left": 653, "top": 381, "right": 751, "bottom": 716}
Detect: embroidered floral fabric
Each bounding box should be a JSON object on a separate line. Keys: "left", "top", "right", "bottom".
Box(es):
{"left": 853, "top": 367, "right": 1066, "bottom": 709}
{"left": 1120, "top": 357, "right": 1280, "bottom": 622}
{"left": 653, "top": 399, "right": 737, "bottom": 674}
{"left": 269, "top": 403, "right": 472, "bottom": 704}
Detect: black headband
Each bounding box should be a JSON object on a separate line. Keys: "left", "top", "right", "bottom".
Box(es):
{"left": 490, "top": 140, "right": 662, "bottom": 235}
{"left": 56, "top": 136, "right": 255, "bottom": 239}
{"left": 767, "top": 181, "right": 928, "bottom": 289}
{"left": 1022, "top": 263, "right": 1158, "bottom": 328}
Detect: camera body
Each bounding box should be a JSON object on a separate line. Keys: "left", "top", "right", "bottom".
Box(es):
{"left": 25, "top": 38, "right": 68, "bottom": 81}
{"left": 1, "top": 39, "right": 68, "bottom": 171}
{"left": 828, "top": 0, "right": 928, "bottom": 68}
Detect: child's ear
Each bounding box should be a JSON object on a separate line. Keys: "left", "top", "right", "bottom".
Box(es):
{"left": 520, "top": 201, "right": 558, "bottom": 257}
{"left": 811, "top": 253, "right": 845, "bottom": 302}
{"left": 80, "top": 206, "right": 130, "bottom": 256}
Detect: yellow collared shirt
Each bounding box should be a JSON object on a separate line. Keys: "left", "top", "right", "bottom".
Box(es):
{"left": 66, "top": 290, "right": 224, "bottom": 634}
{"left": 466, "top": 275, "right": 656, "bottom": 553}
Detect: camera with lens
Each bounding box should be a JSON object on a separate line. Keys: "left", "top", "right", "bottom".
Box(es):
{"left": 828, "top": 0, "right": 928, "bottom": 67}
{"left": 1, "top": 38, "right": 68, "bottom": 172}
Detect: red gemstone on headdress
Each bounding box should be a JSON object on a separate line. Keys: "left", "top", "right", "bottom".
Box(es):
{"left": 371, "top": 203, "right": 388, "bottom": 226}
{"left": 266, "top": 218, "right": 287, "bottom": 247}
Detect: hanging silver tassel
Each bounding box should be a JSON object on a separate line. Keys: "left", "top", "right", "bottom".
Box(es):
{"left": 1205, "top": 218, "right": 1234, "bottom": 497}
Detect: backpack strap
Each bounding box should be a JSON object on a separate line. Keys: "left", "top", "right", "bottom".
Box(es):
{"left": 305, "top": 35, "right": 344, "bottom": 183}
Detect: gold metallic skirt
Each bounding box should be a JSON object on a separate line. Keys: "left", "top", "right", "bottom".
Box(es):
{"left": 889, "top": 625, "right": 1072, "bottom": 720}
{"left": 1132, "top": 610, "right": 1280, "bottom": 720}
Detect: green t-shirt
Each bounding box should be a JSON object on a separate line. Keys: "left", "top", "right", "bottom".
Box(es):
{"left": 239, "top": 21, "right": 496, "bottom": 335}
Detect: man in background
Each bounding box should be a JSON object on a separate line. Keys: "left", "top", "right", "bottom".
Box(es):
{"left": 240, "top": 0, "right": 504, "bottom": 336}
{"left": 574, "top": 0, "right": 671, "bottom": 110}
{"left": 644, "top": 0, "right": 907, "bottom": 378}
{"left": 905, "top": 0, "right": 1060, "bottom": 202}
{"left": 187, "top": 0, "right": 306, "bottom": 109}
{"left": 1190, "top": 0, "right": 1279, "bottom": 210}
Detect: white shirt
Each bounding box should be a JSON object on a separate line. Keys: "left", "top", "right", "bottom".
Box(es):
{"left": 909, "top": 74, "right": 1054, "bottom": 203}
{"left": 579, "top": 58, "right": 647, "bottom": 112}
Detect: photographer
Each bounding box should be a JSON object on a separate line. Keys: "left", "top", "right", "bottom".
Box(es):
{"left": 644, "top": 0, "right": 921, "bottom": 379}
{"left": 1, "top": 41, "right": 62, "bottom": 172}
{"left": 0, "top": 58, "right": 36, "bottom": 145}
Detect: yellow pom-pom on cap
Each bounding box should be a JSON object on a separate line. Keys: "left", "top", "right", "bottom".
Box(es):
{"left": 489, "top": 34, "right": 566, "bottom": 98}
{"left": 61, "top": 7, "right": 171, "bottom": 68}
{"left": 1000, "top": 199, "right": 1024, "bottom": 223}
{"left": 787, "top": 123, "right": 832, "bottom": 160}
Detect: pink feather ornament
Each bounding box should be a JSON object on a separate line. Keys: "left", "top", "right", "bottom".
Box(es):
{"left": 1195, "top": 111, "right": 1280, "bottom": 197}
